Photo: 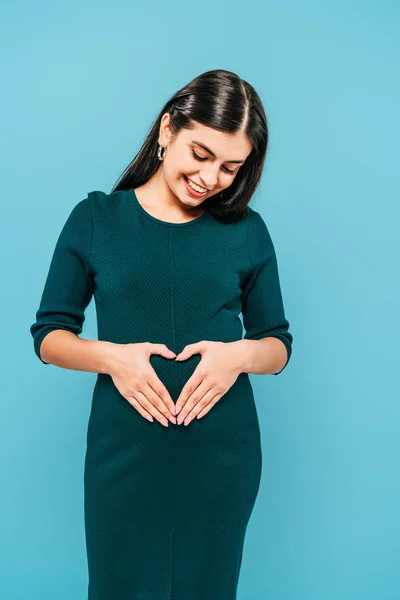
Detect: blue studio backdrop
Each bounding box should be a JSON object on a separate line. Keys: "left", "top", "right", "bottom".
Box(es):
{"left": 1, "top": 1, "right": 399, "bottom": 599}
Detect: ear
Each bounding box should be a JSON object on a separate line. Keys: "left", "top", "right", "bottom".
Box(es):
{"left": 159, "top": 112, "right": 173, "bottom": 146}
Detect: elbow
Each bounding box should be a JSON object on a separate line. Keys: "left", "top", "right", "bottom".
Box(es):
{"left": 37, "top": 331, "right": 54, "bottom": 364}
{"left": 243, "top": 320, "right": 293, "bottom": 376}
{"left": 30, "top": 320, "right": 82, "bottom": 365}
{"left": 271, "top": 334, "right": 292, "bottom": 375}
{"left": 31, "top": 327, "right": 60, "bottom": 365}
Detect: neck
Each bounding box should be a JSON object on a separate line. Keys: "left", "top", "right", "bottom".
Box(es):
{"left": 136, "top": 168, "right": 207, "bottom": 219}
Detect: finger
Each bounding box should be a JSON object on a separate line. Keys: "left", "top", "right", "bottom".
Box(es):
{"left": 175, "top": 372, "right": 204, "bottom": 415}
{"left": 176, "top": 341, "right": 206, "bottom": 361}
{"left": 143, "top": 383, "right": 177, "bottom": 424}
{"left": 146, "top": 369, "right": 177, "bottom": 417}
{"left": 176, "top": 381, "right": 210, "bottom": 424}
{"left": 176, "top": 380, "right": 205, "bottom": 422}
{"left": 126, "top": 396, "right": 154, "bottom": 422}
{"left": 195, "top": 394, "right": 221, "bottom": 420}
{"left": 131, "top": 390, "right": 170, "bottom": 427}
{"left": 183, "top": 390, "right": 219, "bottom": 426}
{"left": 148, "top": 343, "right": 177, "bottom": 359}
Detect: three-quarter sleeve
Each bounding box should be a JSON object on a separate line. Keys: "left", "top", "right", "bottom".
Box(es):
{"left": 241, "top": 209, "right": 293, "bottom": 375}
{"left": 30, "top": 196, "right": 94, "bottom": 364}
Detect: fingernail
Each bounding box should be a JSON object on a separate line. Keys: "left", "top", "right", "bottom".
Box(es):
{"left": 177, "top": 416, "right": 183, "bottom": 425}
{"left": 162, "top": 419, "right": 168, "bottom": 427}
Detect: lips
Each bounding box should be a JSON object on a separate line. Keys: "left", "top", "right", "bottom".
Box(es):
{"left": 184, "top": 175, "right": 208, "bottom": 192}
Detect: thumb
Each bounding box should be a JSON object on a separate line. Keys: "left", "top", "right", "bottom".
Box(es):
{"left": 149, "top": 343, "right": 177, "bottom": 359}
{"left": 175, "top": 342, "right": 203, "bottom": 361}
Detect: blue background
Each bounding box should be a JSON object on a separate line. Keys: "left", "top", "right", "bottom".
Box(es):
{"left": 1, "top": 1, "right": 399, "bottom": 598}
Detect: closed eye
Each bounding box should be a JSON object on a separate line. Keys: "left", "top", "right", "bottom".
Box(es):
{"left": 192, "top": 150, "right": 235, "bottom": 175}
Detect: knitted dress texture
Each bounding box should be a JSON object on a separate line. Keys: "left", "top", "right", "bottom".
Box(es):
{"left": 30, "top": 188, "right": 293, "bottom": 600}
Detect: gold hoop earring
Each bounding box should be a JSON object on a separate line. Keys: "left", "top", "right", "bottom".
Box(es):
{"left": 158, "top": 144, "right": 166, "bottom": 160}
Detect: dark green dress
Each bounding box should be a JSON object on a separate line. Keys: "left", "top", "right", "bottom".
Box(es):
{"left": 30, "top": 188, "right": 293, "bottom": 599}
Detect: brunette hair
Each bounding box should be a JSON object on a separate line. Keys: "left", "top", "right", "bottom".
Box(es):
{"left": 112, "top": 69, "right": 269, "bottom": 222}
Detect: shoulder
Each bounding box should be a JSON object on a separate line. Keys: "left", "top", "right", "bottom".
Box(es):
{"left": 86, "top": 188, "right": 131, "bottom": 219}
{"left": 87, "top": 188, "right": 126, "bottom": 204}
{"left": 62, "top": 189, "right": 118, "bottom": 230}
{"left": 245, "top": 206, "right": 275, "bottom": 256}
{"left": 57, "top": 188, "right": 130, "bottom": 242}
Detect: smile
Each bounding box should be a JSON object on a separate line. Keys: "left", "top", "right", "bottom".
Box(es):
{"left": 184, "top": 175, "right": 208, "bottom": 194}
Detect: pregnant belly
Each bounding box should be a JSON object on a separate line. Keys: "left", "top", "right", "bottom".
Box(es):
{"left": 89, "top": 352, "right": 260, "bottom": 444}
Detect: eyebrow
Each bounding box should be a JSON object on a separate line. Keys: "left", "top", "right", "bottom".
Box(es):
{"left": 191, "top": 140, "right": 246, "bottom": 164}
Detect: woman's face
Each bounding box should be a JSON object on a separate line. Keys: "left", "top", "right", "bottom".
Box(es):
{"left": 159, "top": 115, "right": 253, "bottom": 209}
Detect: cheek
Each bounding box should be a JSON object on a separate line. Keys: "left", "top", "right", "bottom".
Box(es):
{"left": 170, "top": 154, "right": 192, "bottom": 176}
{"left": 163, "top": 153, "right": 184, "bottom": 179}
{"left": 221, "top": 174, "right": 235, "bottom": 188}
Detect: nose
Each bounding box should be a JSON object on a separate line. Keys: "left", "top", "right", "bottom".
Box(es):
{"left": 199, "top": 164, "right": 219, "bottom": 189}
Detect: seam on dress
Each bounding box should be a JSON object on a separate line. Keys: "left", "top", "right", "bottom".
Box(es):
{"left": 83, "top": 192, "right": 95, "bottom": 299}
{"left": 241, "top": 211, "right": 257, "bottom": 306}
{"left": 169, "top": 420, "right": 177, "bottom": 600}
{"left": 244, "top": 209, "right": 254, "bottom": 276}
{"left": 86, "top": 192, "right": 96, "bottom": 276}
{"left": 169, "top": 227, "right": 177, "bottom": 352}
{"left": 87, "top": 192, "right": 94, "bottom": 273}
{"left": 168, "top": 226, "right": 177, "bottom": 600}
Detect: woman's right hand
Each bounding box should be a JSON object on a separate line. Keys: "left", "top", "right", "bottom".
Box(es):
{"left": 108, "top": 342, "right": 178, "bottom": 426}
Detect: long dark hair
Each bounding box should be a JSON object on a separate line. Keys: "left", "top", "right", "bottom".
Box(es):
{"left": 111, "top": 69, "right": 269, "bottom": 222}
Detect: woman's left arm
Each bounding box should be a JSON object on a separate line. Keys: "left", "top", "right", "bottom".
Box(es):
{"left": 230, "top": 336, "right": 289, "bottom": 376}
{"left": 239, "top": 209, "right": 293, "bottom": 375}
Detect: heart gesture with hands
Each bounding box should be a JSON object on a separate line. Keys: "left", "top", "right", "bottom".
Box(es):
{"left": 174, "top": 340, "right": 243, "bottom": 426}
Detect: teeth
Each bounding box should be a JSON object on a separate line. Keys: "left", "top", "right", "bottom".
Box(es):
{"left": 186, "top": 177, "right": 207, "bottom": 193}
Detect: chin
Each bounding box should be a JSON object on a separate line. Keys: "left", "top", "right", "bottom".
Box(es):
{"left": 176, "top": 191, "right": 195, "bottom": 206}
{"left": 175, "top": 178, "right": 204, "bottom": 207}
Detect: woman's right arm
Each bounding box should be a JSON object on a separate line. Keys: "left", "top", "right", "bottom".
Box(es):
{"left": 38, "top": 330, "right": 118, "bottom": 373}
{"left": 30, "top": 195, "right": 96, "bottom": 366}
{"left": 30, "top": 194, "right": 119, "bottom": 374}
{"left": 30, "top": 195, "right": 177, "bottom": 424}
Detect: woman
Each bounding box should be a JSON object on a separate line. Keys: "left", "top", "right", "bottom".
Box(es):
{"left": 30, "top": 69, "right": 293, "bottom": 599}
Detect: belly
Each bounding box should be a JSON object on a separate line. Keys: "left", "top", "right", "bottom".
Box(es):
{"left": 86, "top": 361, "right": 261, "bottom": 455}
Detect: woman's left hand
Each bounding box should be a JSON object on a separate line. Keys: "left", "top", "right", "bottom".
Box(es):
{"left": 174, "top": 340, "right": 243, "bottom": 425}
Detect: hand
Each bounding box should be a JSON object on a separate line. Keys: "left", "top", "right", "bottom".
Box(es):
{"left": 108, "top": 342, "right": 177, "bottom": 427}
{"left": 174, "top": 340, "right": 243, "bottom": 425}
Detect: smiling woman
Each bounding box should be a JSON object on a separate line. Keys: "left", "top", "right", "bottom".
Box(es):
{"left": 30, "top": 68, "right": 293, "bottom": 600}
{"left": 126, "top": 111, "right": 255, "bottom": 226}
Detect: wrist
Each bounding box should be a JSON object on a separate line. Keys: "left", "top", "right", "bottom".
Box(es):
{"left": 92, "top": 340, "right": 121, "bottom": 375}
{"left": 230, "top": 339, "right": 254, "bottom": 374}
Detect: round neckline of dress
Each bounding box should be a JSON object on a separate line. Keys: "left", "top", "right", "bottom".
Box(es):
{"left": 130, "top": 187, "right": 210, "bottom": 228}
